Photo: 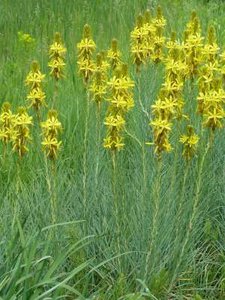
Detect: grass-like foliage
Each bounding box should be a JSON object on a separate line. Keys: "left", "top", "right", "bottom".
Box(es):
{"left": 0, "top": 0, "right": 225, "bottom": 299}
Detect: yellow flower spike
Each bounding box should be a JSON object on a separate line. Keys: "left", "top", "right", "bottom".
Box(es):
{"left": 77, "top": 24, "right": 96, "bottom": 59}
{"left": 89, "top": 70, "right": 107, "bottom": 104}
{"left": 203, "top": 107, "right": 225, "bottom": 131}
{"left": 25, "top": 60, "right": 46, "bottom": 112}
{"left": 104, "top": 114, "right": 125, "bottom": 130}
{"left": 41, "top": 109, "right": 62, "bottom": 159}
{"left": 154, "top": 5, "right": 166, "bottom": 29}
{"left": 94, "top": 52, "right": 109, "bottom": 79}
{"left": 107, "top": 38, "right": 122, "bottom": 70}
{"left": 77, "top": 24, "right": 96, "bottom": 84}
{"left": 25, "top": 60, "right": 45, "bottom": 89}
{"left": 180, "top": 125, "right": 199, "bottom": 160}
{"left": 0, "top": 102, "right": 15, "bottom": 144}
{"left": 41, "top": 136, "right": 62, "bottom": 160}
{"left": 104, "top": 63, "right": 134, "bottom": 151}
{"left": 27, "top": 88, "right": 47, "bottom": 111}
{"left": 150, "top": 5, "right": 166, "bottom": 63}
{"left": 130, "top": 14, "right": 148, "bottom": 72}
{"left": 149, "top": 116, "right": 173, "bottom": 157}
{"left": 184, "top": 11, "right": 204, "bottom": 78}
{"left": 11, "top": 107, "right": 33, "bottom": 158}
{"left": 202, "top": 25, "right": 219, "bottom": 64}
{"left": 49, "top": 32, "right": 66, "bottom": 80}
{"left": 41, "top": 109, "right": 62, "bottom": 138}
{"left": 49, "top": 32, "right": 66, "bottom": 59}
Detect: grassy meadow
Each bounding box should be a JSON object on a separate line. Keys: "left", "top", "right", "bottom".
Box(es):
{"left": 1, "top": 0, "right": 225, "bottom": 299}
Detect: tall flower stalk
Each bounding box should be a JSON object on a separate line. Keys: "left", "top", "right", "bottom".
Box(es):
{"left": 25, "top": 60, "right": 46, "bottom": 120}
{"left": 48, "top": 32, "right": 66, "bottom": 108}
{"left": 41, "top": 109, "right": 62, "bottom": 224}
{"left": 77, "top": 24, "right": 96, "bottom": 232}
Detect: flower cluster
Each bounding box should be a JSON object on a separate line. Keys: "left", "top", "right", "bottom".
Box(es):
{"left": 151, "top": 5, "right": 166, "bottom": 63}
{"left": 89, "top": 52, "right": 109, "bottom": 106}
{"left": 77, "top": 24, "right": 96, "bottom": 84}
{"left": 104, "top": 64, "right": 134, "bottom": 150}
{"left": 130, "top": 14, "right": 149, "bottom": 72}
{"left": 48, "top": 32, "right": 66, "bottom": 80}
{"left": 18, "top": 31, "right": 35, "bottom": 47}
{"left": 107, "top": 38, "right": 122, "bottom": 71}
{"left": 41, "top": 110, "right": 62, "bottom": 159}
{"left": 180, "top": 125, "right": 199, "bottom": 160}
{"left": 11, "top": 107, "right": 33, "bottom": 158}
{"left": 197, "top": 25, "right": 225, "bottom": 131}
{"left": 0, "top": 102, "right": 15, "bottom": 144}
{"left": 149, "top": 32, "right": 187, "bottom": 158}
{"left": 183, "top": 11, "right": 204, "bottom": 79}
{"left": 130, "top": 6, "right": 166, "bottom": 69}
{"left": 25, "top": 61, "right": 46, "bottom": 112}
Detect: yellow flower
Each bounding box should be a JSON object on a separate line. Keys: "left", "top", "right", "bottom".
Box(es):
{"left": 107, "top": 38, "right": 122, "bottom": 70}
{"left": 180, "top": 125, "right": 199, "bottom": 160}
{"left": 0, "top": 102, "right": 15, "bottom": 143}
{"left": 104, "top": 114, "right": 125, "bottom": 130}
{"left": 27, "top": 87, "right": 46, "bottom": 110}
{"left": 49, "top": 42, "right": 66, "bottom": 58}
{"left": 11, "top": 107, "right": 33, "bottom": 158}
{"left": 49, "top": 32, "right": 66, "bottom": 80}
{"left": 41, "top": 110, "right": 62, "bottom": 138}
{"left": 41, "top": 110, "right": 62, "bottom": 159}
{"left": 103, "top": 135, "right": 124, "bottom": 150}
{"left": 48, "top": 58, "right": 66, "bottom": 79}
{"left": 203, "top": 107, "right": 225, "bottom": 130}
{"left": 42, "top": 136, "right": 62, "bottom": 159}
{"left": 25, "top": 61, "right": 45, "bottom": 89}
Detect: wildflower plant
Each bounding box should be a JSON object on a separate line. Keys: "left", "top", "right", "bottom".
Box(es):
{"left": 89, "top": 52, "right": 109, "bottom": 107}
{"left": 107, "top": 38, "right": 122, "bottom": 71}
{"left": 11, "top": 107, "right": 33, "bottom": 158}
{"left": 41, "top": 110, "right": 62, "bottom": 160}
{"left": 48, "top": 32, "right": 66, "bottom": 80}
{"left": 77, "top": 24, "right": 96, "bottom": 84}
{"left": 0, "top": 102, "right": 15, "bottom": 145}
{"left": 25, "top": 61, "right": 46, "bottom": 113}
{"left": 104, "top": 64, "right": 134, "bottom": 151}
{"left": 130, "top": 14, "right": 147, "bottom": 72}
{"left": 150, "top": 5, "right": 166, "bottom": 63}
{"left": 180, "top": 125, "right": 199, "bottom": 160}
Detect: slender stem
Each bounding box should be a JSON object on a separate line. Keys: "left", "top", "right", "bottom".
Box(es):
{"left": 144, "top": 159, "right": 162, "bottom": 281}
{"left": 111, "top": 149, "right": 121, "bottom": 269}
{"left": 13, "top": 159, "right": 21, "bottom": 227}
{"left": 52, "top": 79, "right": 59, "bottom": 109}
{"left": 170, "top": 141, "right": 210, "bottom": 289}
{"left": 44, "top": 155, "right": 56, "bottom": 224}
{"left": 82, "top": 89, "right": 90, "bottom": 233}
{"left": 94, "top": 102, "right": 101, "bottom": 190}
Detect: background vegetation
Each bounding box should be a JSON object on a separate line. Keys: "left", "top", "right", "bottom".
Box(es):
{"left": 0, "top": 0, "right": 225, "bottom": 299}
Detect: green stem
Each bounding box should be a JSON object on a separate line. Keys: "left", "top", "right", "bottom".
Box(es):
{"left": 144, "top": 159, "right": 162, "bottom": 281}
{"left": 52, "top": 79, "right": 59, "bottom": 109}
{"left": 82, "top": 90, "right": 90, "bottom": 233}
{"left": 111, "top": 149, "right": 121, "bottom": 269}
{"left": 170, "top": 141, "right": 210, "bottom": 289}
{"left": 44, "top": 156, "right": 56, "bottom": 224}
{"left": 94, "top": 102, "right": 101, "bottom": 191}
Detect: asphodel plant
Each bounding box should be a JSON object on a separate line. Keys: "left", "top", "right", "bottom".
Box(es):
{"left": 104, "top": 63, "right": 134, "bottom": 151}
{"left": 48, "top": 32, "right": 66, "bottom": 81}
{"left": 25, "top": 60, "right": 46, "bottom": 115}
{"left": 11, "top": 107, "right": 33, "bottom": 159}
{"left": 41, "top": 109, "right": 62, "bottom": 160}
{"left": 77, "top": 24, "right": 96, "bottom": 85}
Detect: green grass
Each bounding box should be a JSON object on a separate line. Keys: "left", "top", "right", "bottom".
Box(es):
{"left": 1, "top": 0, "right": 225, "bottom": 299}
